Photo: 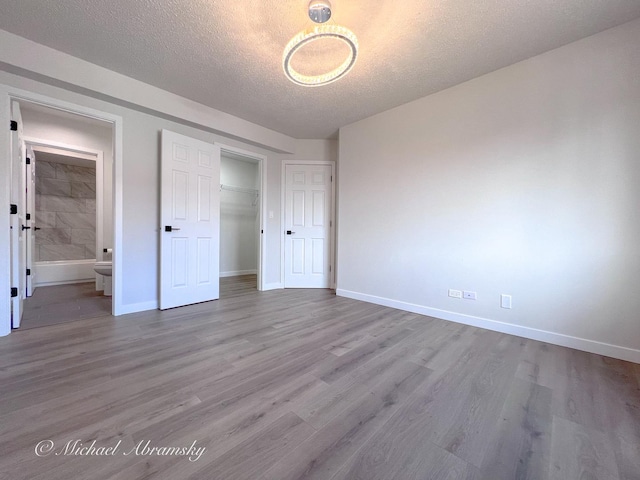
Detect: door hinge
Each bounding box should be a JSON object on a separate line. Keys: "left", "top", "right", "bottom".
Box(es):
{"left": 26, "top": 213, "right": 31, "bottom": 220}
{"left": 11, "top": 287, "right": 18, "bottom": 297}
{"left": 10, "top": 204, "right": 17, "bottom": 215}
{"left": 26, "top": 157, "right": 31, "bottom": 165}
{"left": 26, "top": 269, "right": 31, "bottom": 276}
{"left": 330, "top": 220, "right": 332, "bottom": 227}
{"left": 329, "top": 265, "right": 332, "bottom": 272}
{"left": 331, "top": 175, "right": 333, "bottom": 182}
{"left": 10, "top": 120, "right": 17, "bottom": 131}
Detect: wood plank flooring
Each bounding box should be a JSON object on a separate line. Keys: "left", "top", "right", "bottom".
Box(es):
{"left": 19, "top": 274, "right": 257, "bottom": 331}
{"left": 20, "top": 282, "right": 112, "bottom": 330}
{"left": 1, "top": 281, "right": 639, "bottom": 480}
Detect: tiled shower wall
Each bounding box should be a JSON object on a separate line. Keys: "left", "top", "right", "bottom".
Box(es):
{"left": 35, "top": 160, "right": 96, "bottom": 261}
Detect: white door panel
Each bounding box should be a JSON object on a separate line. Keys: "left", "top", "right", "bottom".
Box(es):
{"left": 25, "top": 145, "right": 36, "bottom": 297}
{"left": 160, "top": 130, "right": 220, "bottom": 310}
{"left": 284, "top": 164, "right": 332, "bottom": 288}
{"left": 9, "top": 101, "right": 25, "bottom": 327}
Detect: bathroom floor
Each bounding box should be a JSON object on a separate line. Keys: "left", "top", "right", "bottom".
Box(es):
{"left": 19, "top": 282, "right": 112, "bottom": 330}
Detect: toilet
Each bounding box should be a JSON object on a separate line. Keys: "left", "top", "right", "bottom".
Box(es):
{"left": 94, "top": 261, "right": 112, "bottom": 296}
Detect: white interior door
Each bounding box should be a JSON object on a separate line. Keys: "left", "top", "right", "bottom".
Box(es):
{"left": 284, "top": 164, "right": 332, "bottom": 288}
{"left": 160, "top": 130, "right": 220, "bottom": 310}
{"left": 9, "top": 100, "right": 25, "bottom": 327}
{"left": 25, "top": 145, "right": 36, "bottom": 297}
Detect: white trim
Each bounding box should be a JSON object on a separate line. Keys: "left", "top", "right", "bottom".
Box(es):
{"left": 281, "top": 160, "right": 336, "bottom": 289}
{"left": 24, "top": 136, "right": 104, "bottom": 291}
{"left": 262, "top": 282, "right": 284, "bottom": 291}
{"left": 30, "top": 145, "right": 97, "bottom": 161}
{"left": 117, "top": 300, "right": 158, "bottom": 316}
{"left": 336, "top": 289, "right": 640, "bottom": 364}
{"left": 0, "top": 88, "right": 11, "bottom": 335}
{"left": 220, "top": 270, "right": 257, "bottom": 278}
{"left": 0, "top": 84, "right": 124, "bottom": 333}
{"left": 216, "top": 142, "right": 267, "bottom": 292}
{"left": 112, "top": 114, "right": 123, "bottom": 315}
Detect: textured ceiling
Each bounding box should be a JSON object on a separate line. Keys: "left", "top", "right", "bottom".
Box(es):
{"left": 1, "top": 1, "right": 639, "bottom": 139}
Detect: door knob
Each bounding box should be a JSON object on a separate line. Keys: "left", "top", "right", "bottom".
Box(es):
{"left": 286, "top": 230, "right": 296, "bottom": 235}
{"left": 164, "top": 226, "right": 181, "bottom": 232}
{"left": 21, "top": 225, "right": 31, "bottom": 231}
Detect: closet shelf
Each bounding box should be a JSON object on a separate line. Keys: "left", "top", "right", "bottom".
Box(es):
{"left": 220, "top": 184, "right": 259, "bottom": 206}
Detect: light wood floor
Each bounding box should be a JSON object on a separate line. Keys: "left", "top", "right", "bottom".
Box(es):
{"left": 1, "top": 281, "right": 639, "bottom": 480}
{"left": 219, "top": 274, "right": 258, "bottom": 299}
{"left": 21, "top": 282, "right": 112, "bottom": 330}
{"left": 19, "top": 275, "right": 256, "bottom": 331}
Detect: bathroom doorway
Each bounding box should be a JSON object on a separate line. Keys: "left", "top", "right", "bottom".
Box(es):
{"left": 15, "top": 101, "right": 115, "bottom": 329}
{"left": 219, "top": 146, "right": 265, "bottom": 299}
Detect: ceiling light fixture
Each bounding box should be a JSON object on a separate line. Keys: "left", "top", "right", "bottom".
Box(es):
{"left": 283, "top": 1, "right": 358, "bottom": 87}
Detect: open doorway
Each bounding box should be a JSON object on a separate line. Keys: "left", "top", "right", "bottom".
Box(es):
{"left": 12, "top": 101, "right": 115, "bottom": 329}
{"left": 219, "top": 146, "right": 265, "bottom": 299}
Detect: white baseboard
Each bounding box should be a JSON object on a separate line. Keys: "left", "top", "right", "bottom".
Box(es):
{"left": 220, "top": 270, "right": 257, "bottom": 278}
{"left": 0, "top": 323, "right": 10, "bottom": 336}
{"left": 336, "top": 289, "right": 640, "bottom": 364}
{"left": 262, "top": 282, "right": 283, "bottom": 291}
{"left": 116, "top": 300, "right": 158, "bottom": 316}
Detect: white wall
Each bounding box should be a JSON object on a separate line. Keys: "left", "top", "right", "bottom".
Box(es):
{"left": 337, "top": 19, "right": 640, "bottom": 362}
{"left": 220, "top": 155, "right": 259, "bottom": 276}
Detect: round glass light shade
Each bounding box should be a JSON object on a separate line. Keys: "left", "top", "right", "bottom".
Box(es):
{"left": 283, "top": 25, "right": 358, "bottom": 87}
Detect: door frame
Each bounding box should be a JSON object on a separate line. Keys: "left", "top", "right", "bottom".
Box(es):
{"left": 24, "top": 137, "right": 104, "bottom": 291}
{"left": 280, "top": 160, "right": 336, "bottom": 289}
{"left": 216, "top": 142, "right": 267, "bottom": 291}
{"left": 0, "top": 84, "right": 124, "bottom": 336}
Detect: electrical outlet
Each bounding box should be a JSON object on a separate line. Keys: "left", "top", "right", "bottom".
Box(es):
{"left": 463, "top": 291, "right": 477, "bottom": 300}
{"left": 448, "top": 289, "right": 462, "bottom": 299}
{"left": 501, "top": 294, "right": 512, "bottom": 309}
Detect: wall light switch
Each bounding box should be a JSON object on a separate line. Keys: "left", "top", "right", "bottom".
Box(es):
{"left": 501, "top": 294, "right": 512, "bottom": 309}
{"left": 448, "top": 289, "right": 462, "bottom": 299}
{"left": 463, "top": 291, "right": 477, "bottom": 300}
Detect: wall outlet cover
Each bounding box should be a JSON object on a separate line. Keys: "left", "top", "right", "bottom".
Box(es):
{"left": 448, "top": 289, "right": 462, "bottom": 298}
{"left": 501, "top": 294, "right": 512, "bottom": 309}
{"left": 463, "top": 291, "right": 477, "bottom": 300}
